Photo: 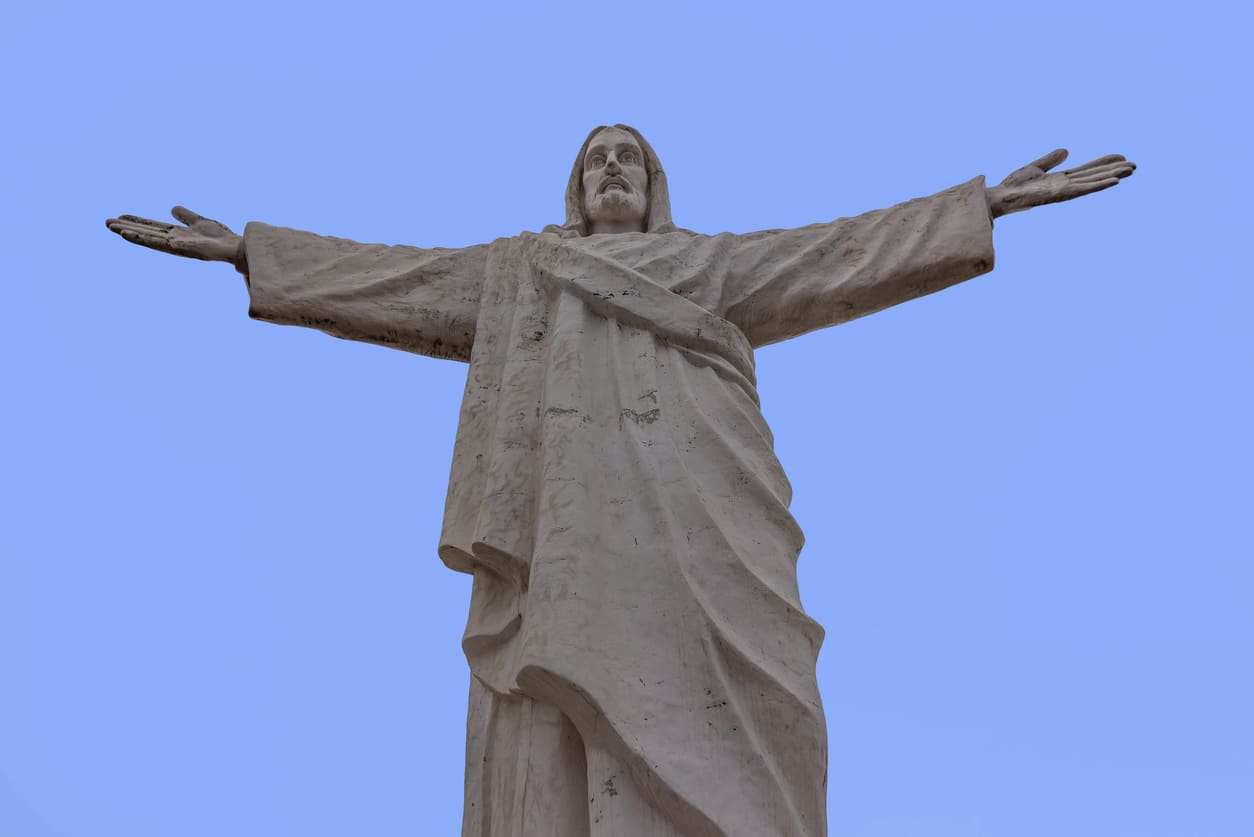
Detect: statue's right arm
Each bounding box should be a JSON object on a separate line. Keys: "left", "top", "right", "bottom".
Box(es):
{"left": 106, "top": 208, "right": 487, "bottom": 362}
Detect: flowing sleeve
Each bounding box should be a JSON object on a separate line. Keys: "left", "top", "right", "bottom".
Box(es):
{"left": 718, "top": 176, "right": 995, "bottom": 348}
{"left": 240, "top": 222, "right": 488, "bottom": 362}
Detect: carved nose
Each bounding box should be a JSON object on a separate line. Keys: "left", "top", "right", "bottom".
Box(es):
{"left": 605, "top": 157, "right": 621, "bottom": 173}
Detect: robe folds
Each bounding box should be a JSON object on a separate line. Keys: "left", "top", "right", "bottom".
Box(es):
{"left": 242, "top": 177, "right": 995, "bottom": 836}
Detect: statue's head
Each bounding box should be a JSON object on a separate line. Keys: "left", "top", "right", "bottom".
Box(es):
{"left": 551, "top": 124, "right": 676, "bottom": 237}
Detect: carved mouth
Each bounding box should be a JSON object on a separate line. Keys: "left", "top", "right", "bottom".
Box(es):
{"left": 599, "top": 178, "right": 629, "bottom": 194}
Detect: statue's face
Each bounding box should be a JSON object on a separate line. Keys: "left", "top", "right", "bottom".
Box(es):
{"left": 581, "top": 127, "right": 649, "bottom": 233}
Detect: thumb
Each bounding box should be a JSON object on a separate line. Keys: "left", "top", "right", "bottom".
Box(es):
{"left": 1002, "top": 149, "right": 1069, "bottom": 186}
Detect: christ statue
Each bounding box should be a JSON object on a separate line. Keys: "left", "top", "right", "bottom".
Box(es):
{"left": 107, "top": 126, "right": 1134, "bottom": 837}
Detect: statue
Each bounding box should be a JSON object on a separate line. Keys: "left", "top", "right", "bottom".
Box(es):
{"left": 106, "top": 126, "right": 1134, "bottom": 836}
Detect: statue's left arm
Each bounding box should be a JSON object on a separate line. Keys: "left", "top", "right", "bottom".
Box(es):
{"left": 719, "top": 150, "right": 1134, "bottom": 347}
{"left": 719, "top": 176, "right": 995, "bottom": 347}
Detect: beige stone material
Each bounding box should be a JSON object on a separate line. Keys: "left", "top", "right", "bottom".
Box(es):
{"left": 106, "top": 125, "right": 1134, "bottom": 836}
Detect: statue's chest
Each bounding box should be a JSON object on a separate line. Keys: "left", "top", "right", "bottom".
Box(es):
{"left": 568, "top": 236, "right": 723, "bottom": 314}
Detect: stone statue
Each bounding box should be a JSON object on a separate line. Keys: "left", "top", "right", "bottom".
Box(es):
{"left": 106, "top": 126, "right": 1134, "bottom": 837}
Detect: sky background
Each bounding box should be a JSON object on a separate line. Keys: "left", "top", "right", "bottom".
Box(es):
{"left": 2, "top": 2, "right": 1250, "bottom": 836}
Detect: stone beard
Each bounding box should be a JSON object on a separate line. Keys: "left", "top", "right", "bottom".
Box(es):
{"left": 587, "top": 187, "right": 641, "bottom": 224}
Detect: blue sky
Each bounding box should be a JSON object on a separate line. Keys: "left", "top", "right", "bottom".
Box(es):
{"left": 3, "top": 2, "right": 1250, "bottom": 835}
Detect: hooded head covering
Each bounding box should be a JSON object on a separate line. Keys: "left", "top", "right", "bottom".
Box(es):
{"left": 544, "top": 124, "right": 681, "bottom": 238}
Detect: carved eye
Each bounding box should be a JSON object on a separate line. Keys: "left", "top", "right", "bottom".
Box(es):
{"left": 587, "top": 154, "right": 606, "bottom": 168}
{"left": 621, "top": 151, "right": 638, "bottom": 165}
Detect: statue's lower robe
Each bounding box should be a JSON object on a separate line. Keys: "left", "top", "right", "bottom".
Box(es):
{"left": 241, "top": 177, "right": 996, "bottom": 837}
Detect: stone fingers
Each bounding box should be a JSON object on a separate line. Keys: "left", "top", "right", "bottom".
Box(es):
{"left": 1061, "top": 154, "right": 1127, "bottom": 174}
{"left": 106, "top": 216, "right": 193, "bottom": 255}
{"left": 1063, "top": 177, "right": 1122, "bottom": 199}
{"left": 111, "top": 224, "right": 173, "bottom": 251}
{"left": 107, "top": 218, "right": 164, "bottom": 238}
{"left": 1065, "top": 162, "right": 1136, "bottom": 184}
{"left": 111, "top": 214, "right": 174, "bottom": 232}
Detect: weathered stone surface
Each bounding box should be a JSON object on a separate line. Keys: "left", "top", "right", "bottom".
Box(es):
{"left": 106, "top": 125, "right": 1134, "bottom": 836}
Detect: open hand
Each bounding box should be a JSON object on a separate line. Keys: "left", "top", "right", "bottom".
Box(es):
{"left": 106, "top": 207, "right": 242, "bottom": 266}
{"left": 987, "top": 150, "right": 1135, "bottom": 218}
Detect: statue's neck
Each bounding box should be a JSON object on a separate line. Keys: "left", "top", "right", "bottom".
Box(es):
{"left": 588, "top": 219, "right": 646, "bottom": 235}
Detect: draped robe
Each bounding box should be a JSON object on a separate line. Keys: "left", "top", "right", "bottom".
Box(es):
{"left": 241, "top": 177, "right": 995, "bottom": 836}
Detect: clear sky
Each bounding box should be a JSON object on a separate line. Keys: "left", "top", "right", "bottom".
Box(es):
{"left": 3, "top": 2, "right": 1250, "bottom": 835}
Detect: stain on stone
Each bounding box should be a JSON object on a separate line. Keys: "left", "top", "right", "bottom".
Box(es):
{"left": 619, "top": 408, "right": 661, "bottom": 430}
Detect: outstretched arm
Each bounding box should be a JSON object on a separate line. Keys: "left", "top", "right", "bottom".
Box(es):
{"left": 720, "top": 177, "right": 996, "bottom": 347}
{"left": 106, "top": 208, "right": 487, "bottom": 361}
{"left": 718, "top": 150, "right": 1136, "bottom": 347}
